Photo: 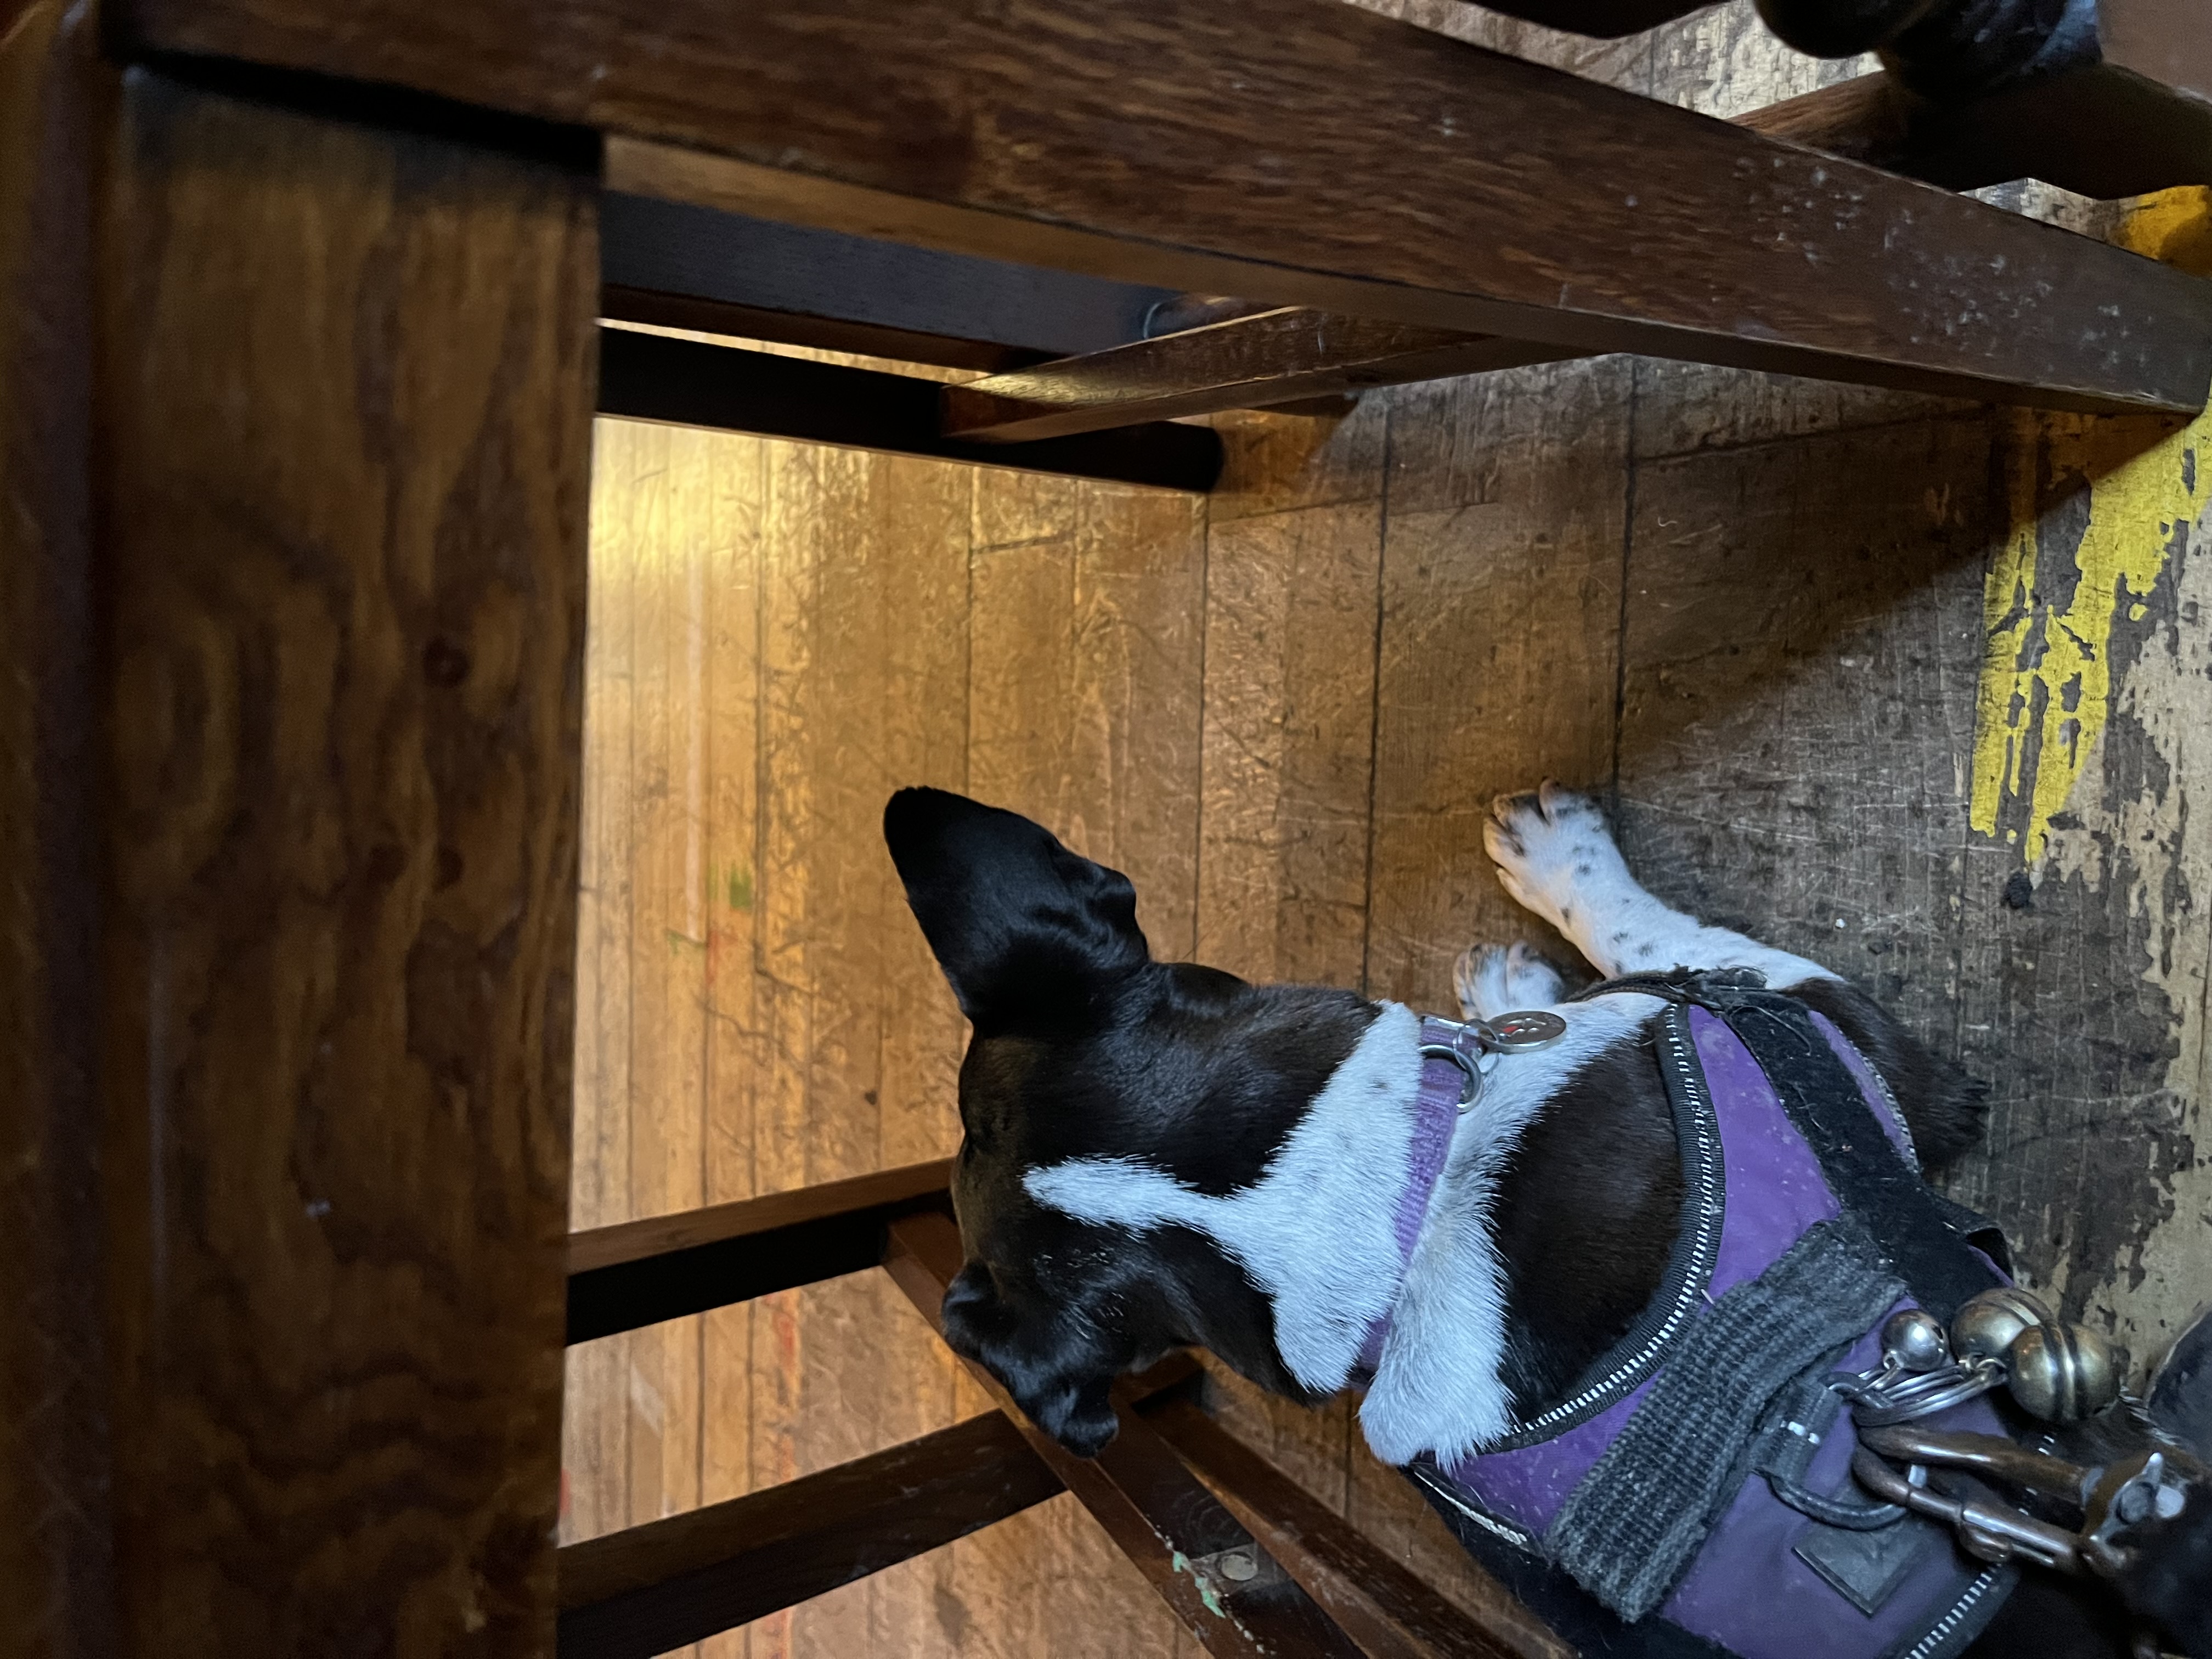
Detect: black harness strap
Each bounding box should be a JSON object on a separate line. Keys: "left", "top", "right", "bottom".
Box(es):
{"left": 1578, "top": 970, "right": 2001, "bottom": 1322}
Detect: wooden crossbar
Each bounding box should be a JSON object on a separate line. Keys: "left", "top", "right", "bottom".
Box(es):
{"left": 566, "top": 1158, "right": 951, "bottom": 1343}
{"left": 556, "top": 1413, "right": 1060, "bottom": 1659}
{"left": 601, "top": 191, "right": 1169, "bottom": 373}
{"left": 555, "top": 1354, "right": 1206, "bottom": 1656}
{"left": 941, "top": 311, "right": 1573, "bottom": 443}
{"left": 121, "top": 0, "right": 2212, "bottom": 414}
{"left": 594, "top": 328, "right": 1223, "bottom": 492}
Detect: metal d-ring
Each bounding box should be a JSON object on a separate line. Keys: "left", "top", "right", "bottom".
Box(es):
{"left": 1420, "top": 1043, "right": 1483, "bottom": 1112}
{"left": 1848, "top": 1357, "right": 2007, "bottom": 1427}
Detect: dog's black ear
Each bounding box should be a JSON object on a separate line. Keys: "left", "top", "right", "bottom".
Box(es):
{"left": 884, "top": 787, "right": 1148, "bottom": 1034}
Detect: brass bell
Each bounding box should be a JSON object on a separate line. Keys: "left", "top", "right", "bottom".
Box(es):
{"left": 2005, "top": 1322, "right": 2122, "bottom": 1423}
{"left": 1881, "top": 1308, "right": 1952, "bottom": 1373}
{"left": 1950, "top": 1286, "right": 2056, "bottom": 1362}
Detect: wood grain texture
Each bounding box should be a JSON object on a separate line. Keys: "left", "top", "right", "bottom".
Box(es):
{"left": 969, "top": 480, "right": 1209, "bottom": 957}
{"left": 573, "top": 407, "right": 983, "bottom": 1652}
{"left": 94, "top": 70, "right": 594, "bottom": 1658}
{"left": 119, "top": 0, "right": 2212, "bottom": 411}
{"left": 627, "top": 410, "right": 709, "bottom": 1584}
{"left": 0, "top": 6, "right": 114, "bottom": 1656}
{"left": 1199, "top": 500, "right": 1384, "bottom": 988}
{"left": 1365, "top": 355, "right": 1634, "bottom": 1009}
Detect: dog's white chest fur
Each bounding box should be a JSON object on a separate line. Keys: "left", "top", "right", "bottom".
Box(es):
{"left": 1024, "top": 992, "right": 1662, "bottom": 1465}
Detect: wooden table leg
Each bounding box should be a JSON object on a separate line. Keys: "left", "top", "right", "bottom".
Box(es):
{"left": 3, "top": 9, "right": 599, "bottom": 1654}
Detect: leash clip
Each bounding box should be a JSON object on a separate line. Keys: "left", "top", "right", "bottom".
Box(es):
{"left": 1420, "top": 1008, "right": 1567, "bottom": 1113}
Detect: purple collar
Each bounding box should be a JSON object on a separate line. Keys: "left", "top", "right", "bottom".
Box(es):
{"left": 1354, "top": 1015, "right": 1488, "bottom": 1370}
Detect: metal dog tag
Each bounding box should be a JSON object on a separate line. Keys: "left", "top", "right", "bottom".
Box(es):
{"left": 1486, "top": 1011, "right": 1567, "bottom": 1050}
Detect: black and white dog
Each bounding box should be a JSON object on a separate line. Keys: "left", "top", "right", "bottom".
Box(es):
{"left": 883, "top": 783, "right": 2210, "bottom": 1658}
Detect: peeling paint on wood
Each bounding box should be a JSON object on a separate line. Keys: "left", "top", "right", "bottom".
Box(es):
{"left": 1972, "top": 191, "right": 2212, "bottom": 862}
{"left": 1959, "top": 187, "right": 2212, "bottom": 1367}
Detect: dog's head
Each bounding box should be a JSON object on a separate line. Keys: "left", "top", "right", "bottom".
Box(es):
{"left": 884, "top": 787, "right": 1382, "bottom": 1454}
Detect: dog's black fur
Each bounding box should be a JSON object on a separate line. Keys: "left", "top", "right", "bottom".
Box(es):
{"left": 885, "top": 785, "right": 2210, "bottom": 1658}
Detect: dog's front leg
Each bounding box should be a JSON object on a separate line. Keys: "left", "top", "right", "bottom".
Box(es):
{"left": 1485, "top": 783, "right": 1837, "bottom": 990}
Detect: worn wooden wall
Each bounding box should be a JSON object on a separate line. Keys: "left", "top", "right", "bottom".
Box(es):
{"left": 565, "top": 4, "right": 2212, "bottom": 1654}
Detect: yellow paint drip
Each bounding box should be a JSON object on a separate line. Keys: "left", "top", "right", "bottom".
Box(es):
{"left": 1969, "top": 188, "right": 2212, "bottom": 861}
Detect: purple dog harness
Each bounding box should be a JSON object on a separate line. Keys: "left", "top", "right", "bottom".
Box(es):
{"left": 1371, "top": 979, "right": 2019, "bottom": 1659}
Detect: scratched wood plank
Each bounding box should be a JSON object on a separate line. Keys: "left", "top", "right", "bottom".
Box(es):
{"left": 1364, "top": 357, "right": 1634, "bottom": 1009}
{"left": 93, "top": 69, "right": 594, "bottom": 1656}
{"left": 967, "top": 479, "right": 1206, "bottom": 935}
{"left": 691, "top": 425, "right": 768, "bottom": 1659}
{"left": 1611, "top": 414, "right": 2004, "bottom": 1056}
{"left": 1207, "top": 402, "right": 1391, "bottom": 526}
{"left": 565, "top": 420, "right": 644, "bottom": 1549}
{"left": 624, "top": 421, "right": 709, "bottom": 1582}
{"left": 748, "top": 438, "right": 975, "bottom": 1659}
{"left": 843, "top": 453, "right": 972, "bottom": 1658}
{"left": 1198, "top": 498, "right": 1385, "bottom": 987}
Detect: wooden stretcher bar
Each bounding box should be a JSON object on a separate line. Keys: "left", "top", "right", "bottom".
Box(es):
{"left": 941, "top": 311, "right": 1576, "bottom": 443}
{"left": 118, "top": 0, "right": 2212, "bottom": 414}
{"left": 595, "top": 327, "right": 1225, "bottom": 491}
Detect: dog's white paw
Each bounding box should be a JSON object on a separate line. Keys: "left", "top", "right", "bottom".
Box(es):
{"left": 1482, "top": 782, "right": 1634, "bottom": 938}
{"left": 1454, "top": 941, "right": 1568, "bottom": 1020}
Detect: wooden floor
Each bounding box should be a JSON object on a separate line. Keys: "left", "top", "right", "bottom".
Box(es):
{"left": 563, "top": 5, "right": 2212, "bottom": 1655}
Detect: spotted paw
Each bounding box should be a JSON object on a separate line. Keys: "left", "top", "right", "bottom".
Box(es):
{"left": 1482, "top": 782, "right": 1635, "bottom": 939}
{"left": 1454, "top": 941, "right": 1568, "bottom": 1021}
